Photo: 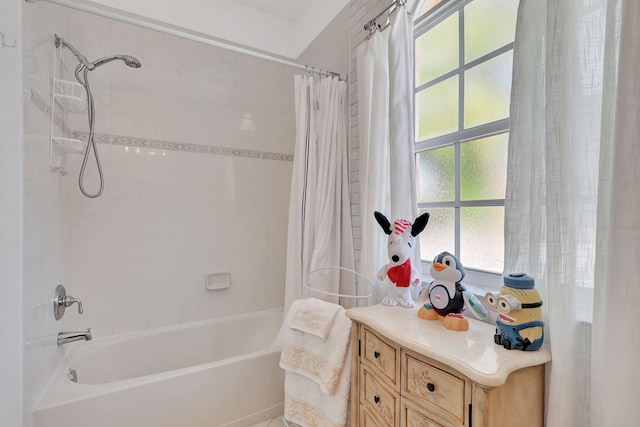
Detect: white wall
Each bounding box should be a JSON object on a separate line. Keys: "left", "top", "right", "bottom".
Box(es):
{"left": 21, "top": 2, "right": 74, "bottom": 425}
{"left": 88, "top": 0, "right": 349, "bottom": 59}
{"left": 0, "top": 1, "right": 24, "bottom": 426}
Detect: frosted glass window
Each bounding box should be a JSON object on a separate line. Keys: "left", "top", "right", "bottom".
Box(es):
{"left": 464, "top": 0, "right": 518, "bottom": 63}
{"left": 415, "top": 76, "right": 458, "bottom": 141}
{"left": 464, "top": 52, "right": 513, "bottom": 129}
{"left": 460, "top": 207, "right": 504, "bottom": 272}
{"left": 461, "top": 134, "right": 508, "bottom": 200}
{"left": 417, "top": 0, "right": 446, "bottom": 20}
{"left": 417, "top": 145, "right": 455, "bottom": 203}
{"left": 415, "top": 13, "right": 458, "bottom": 87}
{"left": 414, "top": 0, "right": 517, "bottom": 275}
{"left": 419, "top": 208, "right": 455, "bottom": 263}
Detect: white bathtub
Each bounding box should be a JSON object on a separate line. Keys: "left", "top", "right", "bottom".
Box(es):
{"left": 34, "top": 309, "right": 285, "bottom": 427}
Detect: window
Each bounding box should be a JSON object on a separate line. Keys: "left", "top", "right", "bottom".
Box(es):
{"left": 414, "top": 0, "right": 518, "bottom": 280}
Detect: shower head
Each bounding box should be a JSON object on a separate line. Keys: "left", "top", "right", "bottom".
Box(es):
{"left": 92, "top": 55, "right": 142, "bottom": 69}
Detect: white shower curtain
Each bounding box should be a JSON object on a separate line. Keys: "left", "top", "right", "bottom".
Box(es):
{"left": 505, "top": 0, "right": 640, "bottom": 425}
{"left": 357, "top": 5, "right": 418, "bottom": 302}
{"left": 284, "top": 75, "right": 355, "bottom": 312}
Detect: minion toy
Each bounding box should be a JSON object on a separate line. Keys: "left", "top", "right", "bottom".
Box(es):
{"left": 486, "top": 273, "right": 544, "bottom": 351}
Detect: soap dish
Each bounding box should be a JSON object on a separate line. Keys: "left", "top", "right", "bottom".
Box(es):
{"left": 206, "top": 272, "right": 230, "bottom": 290}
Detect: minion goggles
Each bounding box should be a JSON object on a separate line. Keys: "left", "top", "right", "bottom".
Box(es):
{"left": 485, "top": 292, "right": 543, "bottom": 313}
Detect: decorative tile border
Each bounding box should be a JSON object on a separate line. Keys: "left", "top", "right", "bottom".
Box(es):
{"left": 30, "top": 87, "right": 294, "bottom": 162}
{"left": 72, "top": 132, "right": 294, "bottom": 162}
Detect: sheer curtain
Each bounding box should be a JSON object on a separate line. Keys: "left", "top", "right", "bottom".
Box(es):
{"left": 505, "top": 0, "right": 640, "bottom": 425}
{"left": 357, "top": 4, "right": 418, "bottom": 302}
{"left": 284, "top": 75, "right": 355, "bottom": 312}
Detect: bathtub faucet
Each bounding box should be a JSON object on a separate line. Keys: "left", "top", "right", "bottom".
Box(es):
{"left": 57, "top": 328, "right": 92, "bottom": 345}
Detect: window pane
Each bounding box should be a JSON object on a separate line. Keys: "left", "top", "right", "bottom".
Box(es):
{"left": 416, "top": 76, "right": 459, "bottom": 141}
{"left": 415, "top": 12, "right": 459, "bottom": 86}
{"left": 461, "top": 133, "right": 508, "bottom": 200}
{"left": 460, "top": 207, "right": 504, "bottom": 272}
{"left": 419, "top": 208, "right": 454, "bottom": 262}
{"left": 464, "top": 0, "right": 518, "bottom": 64}
{"left": 416, "top": 145, "right": 455, "bottom": 203}
{"left": 417, "top": 0, "right": 446, "bottom": 20}
{"left": 464, "top": 51, "right": 513, "bottom": 129}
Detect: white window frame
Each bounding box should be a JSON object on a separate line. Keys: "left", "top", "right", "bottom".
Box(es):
{"left": 414, "top": 0, "right": 516, "bottom": 290}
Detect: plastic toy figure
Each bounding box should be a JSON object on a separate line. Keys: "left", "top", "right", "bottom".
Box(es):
{"left": 374, "top": 211, "right": 430, "bottom": 308}
{"left": 486, "top": 273, "right": 544, "bottom": 351}
{"left": 417, "top": 252, "right": 488, "bottom": 331}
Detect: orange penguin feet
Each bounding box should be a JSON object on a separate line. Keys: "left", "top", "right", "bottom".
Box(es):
{"left": 418, "top": 305, "right": 441, "bottom": 321}
{"left": 442, "top": 313, "right": 469, "bottom": 331}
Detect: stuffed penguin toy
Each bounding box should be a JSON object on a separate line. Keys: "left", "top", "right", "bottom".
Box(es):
{"left": 418, "top": 251, "right": 487, "bottom": 331}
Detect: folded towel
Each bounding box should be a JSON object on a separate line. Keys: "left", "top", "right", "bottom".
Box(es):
{"left": 283, "top": 346, "right": 352, "bottom": 427}
{"left": 290, "top": 297, "right": 342, "bottom": 341}
{"left": 280, "top": 298, "right": 352, "bottom": 396}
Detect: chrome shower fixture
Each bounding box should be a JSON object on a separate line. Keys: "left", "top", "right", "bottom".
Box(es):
{"left": 54, "top": 34, "right": 142, "bottom": 198}
{"left": 54, "top": 35, "right": 142, "bottom": 71}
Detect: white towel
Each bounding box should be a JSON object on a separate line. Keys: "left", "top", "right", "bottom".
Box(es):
{"left": 283, "top": 347, "right": 352, "bottom": 427}
{"left": 290, "top": 297, "right": 341, "bottom": 341}
{"left": 280, "top": 298, "right": 352, "bottom": 427}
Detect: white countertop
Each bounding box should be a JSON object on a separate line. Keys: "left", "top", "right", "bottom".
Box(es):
{"left": 346, "top": 304, "right": 551, "bottom": 388}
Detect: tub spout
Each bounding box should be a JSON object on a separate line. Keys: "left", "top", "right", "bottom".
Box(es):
{"left": 57, "top": 328, "right": 92, "bottom": 345}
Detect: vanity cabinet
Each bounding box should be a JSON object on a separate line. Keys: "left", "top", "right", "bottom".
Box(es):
{"left": 346, "top": 305, "right": 551, "bottom": 427}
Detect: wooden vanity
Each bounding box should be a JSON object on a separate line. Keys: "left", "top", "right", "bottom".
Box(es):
{"left": 346, "top": 304, "right": 551, "bottom": 427}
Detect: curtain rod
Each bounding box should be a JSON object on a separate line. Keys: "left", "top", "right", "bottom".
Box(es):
{"left": 364, "top": 0, "right": 406, "bottom": 33}
{"left": 25, "top": 0, "right": 346, "bottom": 81}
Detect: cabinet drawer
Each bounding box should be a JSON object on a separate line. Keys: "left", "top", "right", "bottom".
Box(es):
{"left": 363, "top": 327, "right": 399, "bottom": 386}
{"left": 361, "top": 406, "right": 387, "bottom": 427}
{"left": 403, "top": 354, "right": 466, "bottom": 423}
{"left": 362, "top": 366, "right": 398, "bottom": 426}
{"left": 402, "top": 399, "right": 447, "bottom": 427}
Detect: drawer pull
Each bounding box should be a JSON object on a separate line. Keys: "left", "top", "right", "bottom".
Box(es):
{"left": 373, "top": 351, "right": 380, "bottom": 359}
{"left": 373, "top": 395, "right": 380, "bottom": 404}
{"left": 426, "top": 383, "right": 435, "bottom": 392}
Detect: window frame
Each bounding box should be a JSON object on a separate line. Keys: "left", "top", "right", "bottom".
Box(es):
{"left": 414, "top": 0, "right": 516, "bottom": 289}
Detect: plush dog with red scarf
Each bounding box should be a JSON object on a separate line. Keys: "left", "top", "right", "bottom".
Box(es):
{"left": 374, "top": 211, "right": 430, "bottom": 308}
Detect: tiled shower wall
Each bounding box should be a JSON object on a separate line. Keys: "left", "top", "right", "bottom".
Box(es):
{"left": 22, "top": 1, "right": 294, "bottom": 418}
{"left": 58, "top": 10, "right": 298, "bottom": 337}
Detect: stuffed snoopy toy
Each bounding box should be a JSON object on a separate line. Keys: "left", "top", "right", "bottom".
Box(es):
{"left": 374, "top": 211, "right": 430, "bottom": 308}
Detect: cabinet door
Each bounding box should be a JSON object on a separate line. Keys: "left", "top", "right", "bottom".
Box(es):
{"left": 361, "top": 406, "right": 388, "bottom": 427}
{"left": 361, "top": 366, "right": 399, "bottom": 426}
{"left": 403, "top": 354, "right": 466, "bottom": 424}
{"left": 362, "top": 327, "right": 400, "bottom": 388}
{"left": 402, "top": 399, "right": 456, "bottom": 427}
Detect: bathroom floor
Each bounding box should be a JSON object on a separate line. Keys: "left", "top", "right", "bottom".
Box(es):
{"left": 250, "top": 416, "right": 300, "bottom": 427}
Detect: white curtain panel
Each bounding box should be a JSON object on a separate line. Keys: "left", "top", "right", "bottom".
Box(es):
{"left": 357, "top": 28, "right": 390, "bottom": 304}
{"left": 357, "top": 4, "right": 418, "bottom": 303}
{"left": 284, "top": 75, "right": 355, "bottom": 312}
{"left": 505, "top": 0, "right": 640, "bottom": 425}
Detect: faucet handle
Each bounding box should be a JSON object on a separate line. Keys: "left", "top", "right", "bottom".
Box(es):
{"left": 53, "top": 285, "right": 85, "bottom": 320}
{"left": 63, "top": 295, "right": 84, "bottom": 314}
{"left": 64, "top": 295, "right": 84, "bottom": 314}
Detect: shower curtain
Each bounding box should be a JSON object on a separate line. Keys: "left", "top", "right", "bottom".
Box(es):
{"left": 505, "top": 0, "right": 640, "bottom": 425}
{"left": 284, "top": 75, "right": 355, "bottom": 312}
{"left": 357, "top": 4, "right": 418, "bottom": 302}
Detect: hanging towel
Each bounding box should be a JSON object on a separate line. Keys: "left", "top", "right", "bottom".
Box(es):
{"left": 280, "top": 298, "right": 352, "bottom": 427}
{"left": 289, "top": 297, "right": 342, "bottom": 341}
{"left": 283, "top": 347, "right": 352, "bottom": 427}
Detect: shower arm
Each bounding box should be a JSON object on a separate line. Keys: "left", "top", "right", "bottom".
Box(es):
{"left": 54, "top": 34, "right": 95, "bottom": 70}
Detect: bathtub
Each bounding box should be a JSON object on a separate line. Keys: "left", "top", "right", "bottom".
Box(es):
{"left": 34, "top": 308, "right": 285, "bottom": 427}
